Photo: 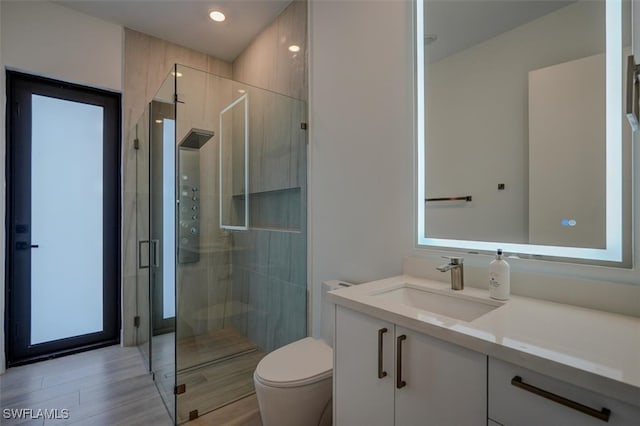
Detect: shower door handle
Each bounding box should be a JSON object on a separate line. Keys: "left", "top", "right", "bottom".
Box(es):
{"left": 139, "top": 240, "right": 159, "bottom": 268}
{"left": 150, "top": 240, "right": 160, "bottom": 267}
{"left": 138, "top": 240, "right": 150, "bottom": 269}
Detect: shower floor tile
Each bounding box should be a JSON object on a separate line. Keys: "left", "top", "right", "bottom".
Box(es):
{"left": 178, "top": 328, "right": 259, "bottom": 371}
{"left": 177, "top": 350, "right": 265, "bottom": 423}
{"left": 151, "top": 328, "right": 266, "bottom": 424}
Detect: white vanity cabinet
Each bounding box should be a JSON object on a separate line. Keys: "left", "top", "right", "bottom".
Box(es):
{"left": 334, "top": 306, "right": 395, "bottom": 426}
{"left": 488, "top": 358, "right": 640, "bottom": 426}
{"left": 334, "top": 306, "right": 486, "bottom": 426}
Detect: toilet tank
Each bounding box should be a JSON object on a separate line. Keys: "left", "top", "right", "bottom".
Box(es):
{"left": 320, "top": 280, "right": 353, "bottom": 347}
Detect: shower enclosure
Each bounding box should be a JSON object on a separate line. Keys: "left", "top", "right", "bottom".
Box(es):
{"left": 133, "top": 64, "right": 308, "bottom": 424}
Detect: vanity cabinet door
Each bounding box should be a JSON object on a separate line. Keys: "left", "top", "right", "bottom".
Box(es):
{"left": 394, "top": 326, "right": 487, "bottom": 426}
{"left": 489, "top": 358, "right": 640, "bottom": 426}
{"left": 334, "top": 306, "right": 394, "bottom": 426}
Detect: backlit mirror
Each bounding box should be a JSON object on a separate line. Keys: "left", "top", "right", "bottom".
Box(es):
{"left": 416, "top": 0, "right": 633, "bottom": 265}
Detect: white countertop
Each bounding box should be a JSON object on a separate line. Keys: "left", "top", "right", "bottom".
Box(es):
{"left": 328, "top": 275, "right": 640, "bottom": 407}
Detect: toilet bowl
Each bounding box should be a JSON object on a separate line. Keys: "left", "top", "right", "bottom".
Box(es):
{"left": 254, "top": 280, "right": 350, "bottom": 426}
{"left": 254, "top": 337, "right": 333, "bottom": 426}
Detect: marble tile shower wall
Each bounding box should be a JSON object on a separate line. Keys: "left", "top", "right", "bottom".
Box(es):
{"left": 175, "top": 66, "right": 235, "bottom": 339}
{"left": 228, "top": 0, "right": 308, "bottom": 352}
{"left": 231, "top": 231, "right": 307, "bottom": 352}
{"left": 177, "top": 250, "right": 231, "bottom": 338}
{"left": 122, "top": 0, "right": 307, "bottom": 348}
{"left": 123, "top": 29, "right": 232, "bottom": 345}
{"left": 226, "top": 90, "right": 307, "bottom": 351}
{"left": 232, "top": 1, "right": 308, "bottom": 101}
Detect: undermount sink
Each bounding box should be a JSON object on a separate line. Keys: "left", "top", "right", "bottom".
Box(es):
{"left": 371, "top": 284, "right": 502, "bottom": 322}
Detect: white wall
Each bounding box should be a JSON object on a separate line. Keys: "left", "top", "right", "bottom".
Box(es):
{"left": 1, "top": 1, "right": 123, "bottom": 91}
{"left": 0, "top": 1, "right": 123, "bottom": 371}
{"left": 308, "top": 0, "right": 415, "bottom": 337}
{"left": 309, "top": 0, "right": 639, "bottom": 338}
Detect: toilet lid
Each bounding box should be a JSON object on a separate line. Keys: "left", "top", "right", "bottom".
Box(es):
{"left": 255, "top": 337, "right": 332, "bottom": 388}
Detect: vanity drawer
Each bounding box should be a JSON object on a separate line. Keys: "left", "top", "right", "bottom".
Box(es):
{"left": 488, "top": 358, "right": 640, "bottom": 426}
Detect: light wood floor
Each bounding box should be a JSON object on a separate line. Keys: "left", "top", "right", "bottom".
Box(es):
{"left": 0, "top": 345, "right": 172, "bottom": 426}
{"left": 0, "top": 344, "right": 263, "bottom": 426}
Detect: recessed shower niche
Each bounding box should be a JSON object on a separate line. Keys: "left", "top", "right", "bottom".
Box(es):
{"left": 133, "top": 64, "right": 307, "bottom": 424}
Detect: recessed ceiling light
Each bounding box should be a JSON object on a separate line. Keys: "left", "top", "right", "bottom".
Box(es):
{"left": 288, "top": 45, "right": 300, "bottom": 53}
{"left": 171, "top": 71, "right": 183, "bottom": 77}
{"left": 209, "top": 10, "right": 226, "bottom": 22}
{"left": 237, "top": 89, "right": 246, "bottom": 94}
{"left": 155, "top": 119, "right": 163, "bottom": 124}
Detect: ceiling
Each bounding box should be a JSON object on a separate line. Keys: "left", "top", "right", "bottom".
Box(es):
{"left": 58, "top": 0, "right": 292, "bottom": 62}
{"left": 57, "top": 0, "right": 574, "bottom": 65}
{"left": 425, "top": 1, "right": 575, "bottom": 63}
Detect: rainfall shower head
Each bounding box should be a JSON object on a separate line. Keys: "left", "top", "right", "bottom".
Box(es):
{"left": 179, "top": 128, "right": 214, "bottom": 149}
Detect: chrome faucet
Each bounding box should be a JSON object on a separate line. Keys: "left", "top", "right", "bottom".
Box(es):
{"left": 436, "top": 257, "right": 464, "bottom": 290}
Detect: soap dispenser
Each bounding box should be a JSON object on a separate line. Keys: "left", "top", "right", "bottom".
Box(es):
{"left": 489, "top": 249, "right": 510, "bottom": 300}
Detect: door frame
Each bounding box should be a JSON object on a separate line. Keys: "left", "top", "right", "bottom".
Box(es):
{"left": 5, "top": 70, "right": 121, "bottom": 366}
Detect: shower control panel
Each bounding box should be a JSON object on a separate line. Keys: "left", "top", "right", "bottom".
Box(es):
{"left": 178, "top": 149, "right": 200, "bottom": 264}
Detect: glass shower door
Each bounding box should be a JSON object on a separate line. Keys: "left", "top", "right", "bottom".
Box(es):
{"left": 134, "top": 70, "right": 177, "bottom": 424}
{"left": 135, "top": 63, "right": 308, "bottom": 424}
{"left": 173, "top": 64, "right": 308, "bottom": 423}
{"left": 149, "top": 72, "right": 177, "bottom": 423}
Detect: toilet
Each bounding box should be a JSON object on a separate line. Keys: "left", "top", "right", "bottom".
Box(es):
{"left": 254, "top": 280, "right": 349, "bottom": 426}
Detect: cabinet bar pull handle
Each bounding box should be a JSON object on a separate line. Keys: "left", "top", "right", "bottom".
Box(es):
{"left": 396, "top": 335, "right": 407, "bottom": 389}
{"left": 511, "top": 376, "right": 611, "bottom": 422}
{"left": 377, "top": 328, "right": 388, "bottom": 379}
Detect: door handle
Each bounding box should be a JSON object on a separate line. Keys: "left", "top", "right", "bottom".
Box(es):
{"left": 138, "top": 240, "right": 150, "bottom": 269}
{"left": 16, "top": 242, "right": 38, "bottom": 250}
{"left": 377, "top": 328, "right": 388, "bottom": 379}
{"left": 138, "top": 240, "right": 160, "bottom": 268}
{"left": 396, "top": 334, "right": 407, "bottom": 389}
